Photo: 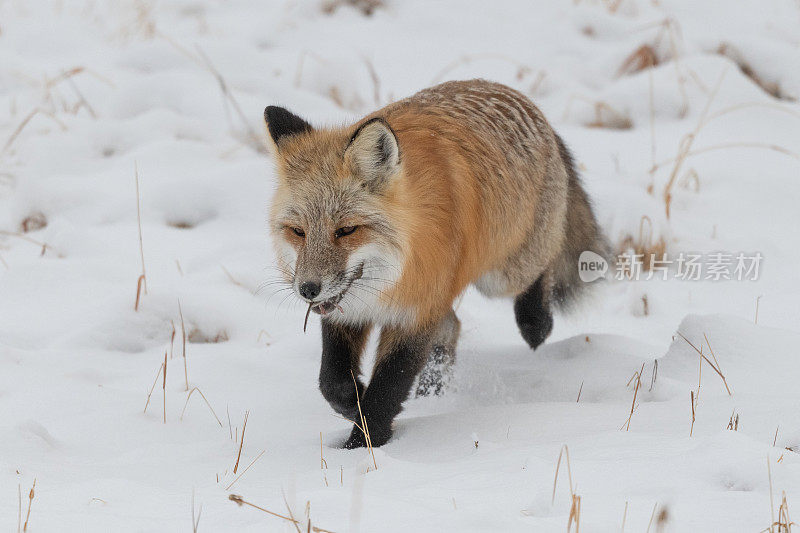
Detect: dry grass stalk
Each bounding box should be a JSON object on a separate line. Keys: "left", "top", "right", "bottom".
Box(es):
{"left": 774, "top": 426, "right": 780, "bottom": 447}
{"left": 717, "top": 44, "right": 794, "bottom": 101}
{"left": 576, "top": 381, "right": 584, "bottom": 402}
{"left": 170, "top": 320, "right": 176, "bottom": 359}
{"left": 304, "top": 303, "right": 313, "bottom": 333}
{"left": 192, "top": 489, "right": 202, "bottom": 533}
{"left": 320, "top": 432, "right": 328, "bottom": 470}
{"left": 646, "top": 503, "right": 669, "bottom": 532}
{"left": 760, "top": 459, "right": 797, "bottom": 532}
{"left": 551, "top": 445, "right": 574, "bottom": 505}
{"left": 648, "top": 67, "right": 657, "bottom": 180}
{"left": 233, "top": 410, "right": 250, "bottom": 474}
{"left": 178, "top": 300, "right": 188, "bottom": 391}
{"left": 631, "top": 18, "right": 691, "bottom": 115}
{"left": 350, "top": 370, "right": 377, "bottom": 470}
{"left": 221, "top": 265, "right": 248, "bottom": 291}
{"left": 618, "top": 45, "right": 658, "bottom": 77}
{"left": 696, "top": 346, "right": 703, "bottom": 402}
{"left": 568, "top": 493, "right": 581, "bottom": 533}
{"left": 162, "top": 352, "right": 167, "bottom": 424}
{"left": 180, "top": 387, "right": 223, "bottom": 427}
{"left": 225, "top": 449, "right": 266, "bottom": 490}
{"left": 727, "top": 410, "right": 739, "bottom": 431}
{"left": 649, "top": 359, "right": 659, "bottom": 392}
{"left": 134, "top": 162, "right": 147, "bottom": 311}
{"left": 0, "top": 230, "right": 53, "bottom": 257}
{"left": 281, "top": 491, "right": 303, "bottom": 533}
{"left": 143, "top": 358, "right": 165, "bottom": 414}
{"left": 229, "top": 494, "right": 337, "bottom": 533}
{"left": 363, "top": 57, "right": 382, "bottom": 107}
{"left": 256, "top": 330, "right": 271, "bottom": 346}
{"left": 23, "top": 479, "right": 35, "bottom": 532}
{"left": 551, "top": 445, "right": 581, "bottom": 532}
{"left": 661, "top": 68, "right": 726, "bottom": 218}
{"left": 689, "top": 391, "right": 696, "bottom": 436}
{"left": 618, "top": 215, "right": 667, "bottom": 273}
{"left": 621, "top": 500, "right": 628, "bottom": 532}
{"left": 676, "top": 331, "right": 732, "bottom": 395}
{"left": 655, "top": 142, "right": 800, "bottom": 178}
{"left": 229, "top": 494, "right": 299, "bottom": 525}
{"left": 156, "top": 33, "right": 264, "bottom": 153}
{"left": 194, "top": 46, "right": 265, "bottom": 154}
{"left": 621, "top": 363, "right": 645, "bottom": 431}
{"left": 2, "top": 108, "right": 67, "bottom": 156}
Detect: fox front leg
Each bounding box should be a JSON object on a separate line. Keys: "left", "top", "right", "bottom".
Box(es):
{"left": 416, "top": 309, "right": 461, "bottom": 397}
{"left": 319, "top": 320, "right": 371, "bottom": 422}
{"left": 343, "top": 325, "right": 432, "bottom": 449}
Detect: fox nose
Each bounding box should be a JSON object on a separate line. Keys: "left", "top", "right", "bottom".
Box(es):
{"left": 299, "top": 281, "right": 321, "bottom": 301}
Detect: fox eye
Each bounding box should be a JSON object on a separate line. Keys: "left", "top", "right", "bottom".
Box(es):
{"left": 334, "top": 226, "right": 358, "bottom": 238}
{"left": 291, "top": 227, "right": 305, "bottom": 238}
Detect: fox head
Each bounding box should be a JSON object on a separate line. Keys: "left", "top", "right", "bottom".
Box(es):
{"left": 265, "top": 106, "right": 405, "bottom": 320}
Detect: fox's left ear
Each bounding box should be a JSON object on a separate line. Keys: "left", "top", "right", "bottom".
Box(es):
{"left": 345, "top": 118, "right": 400, "bottom": 190}
{"left": 264, "top": 106, "right": 313, "bottom": 151}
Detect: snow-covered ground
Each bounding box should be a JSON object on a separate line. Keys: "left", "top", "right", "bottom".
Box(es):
{"left": 1, "top": 0, "right": 800, "bottom": 531}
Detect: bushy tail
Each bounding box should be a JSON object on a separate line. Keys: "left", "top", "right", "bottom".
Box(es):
{"left": 551, "top": 134, "right": 609, "bottom": 309}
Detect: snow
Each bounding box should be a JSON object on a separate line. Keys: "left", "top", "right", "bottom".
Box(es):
{"left": 1, "top": 0, "right": 800, "bottom": 531}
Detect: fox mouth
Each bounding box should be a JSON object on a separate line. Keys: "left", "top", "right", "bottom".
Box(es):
{"left": 310, "top": 264, "right": 364, "bottom": 316}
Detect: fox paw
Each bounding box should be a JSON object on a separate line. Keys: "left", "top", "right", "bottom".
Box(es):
{"left": 319, "top": 378, "right": 362, "bottom": 421}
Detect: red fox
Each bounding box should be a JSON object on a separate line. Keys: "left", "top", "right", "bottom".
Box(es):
{"left": 265, "top": 79, "right": 605, "bottom": 448}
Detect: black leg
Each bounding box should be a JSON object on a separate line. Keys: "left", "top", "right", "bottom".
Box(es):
{"left": 343, "top": 326, "right": 431, "bottom": 449}
{"left": 416, "top": 310, "right": 460, "bottom": 397}
{"left": 319, "top": 319, "right": 371, "bottom": 421}
{"left": 514, "top": 274, "right": 553, "bottom": 350}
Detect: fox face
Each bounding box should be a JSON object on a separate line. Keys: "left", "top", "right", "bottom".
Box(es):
{"left": 266, "top": 107, "right": 406, "bottom": 322}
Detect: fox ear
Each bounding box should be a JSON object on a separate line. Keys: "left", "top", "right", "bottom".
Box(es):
{"left": 264, "top": 106, "right": 313, "bottom": 150}
{"left": 345, "top": 118, "right": 400, "bottom": 190}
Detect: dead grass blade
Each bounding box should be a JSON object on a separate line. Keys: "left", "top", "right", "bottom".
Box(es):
{"left": 22, "top": 479, "right": 35, "bottom": 532}
{"left": 350, "top": 370, "right": 377, "bottom": 470}
{"left": 621, "top": 363, "right": 645, "bottom": 431}
{"left": 180, "top": 387, "right": 223, "bottom": 427}
{"left": 304, "top": 302, "right": 313, "bottom": 333}
{"left": 178, "top": 300, "right": 188, "bottom": 391}
{"left": 2, "top": 108, "right": 67, "bottom": 155}
{"left": 617, "top": 44, "right": 658, "bottom": 77}
{"left": 194, "top": 46, "right": 265, "bottom": 154}
{"left": 225, "top": 449, "right": 266, "bottom": 490}
{"left": 233, "top": 410, "right": 250, "bottom": 474}
{"left": 143, "top": 358, "right": 165, "bottom": 414}
{"left": 229, "top": 494, "right": 299, "bottom": 525}
{"left": 0, "top": 230, "right": 54, "bottom": 257}
{"left": 551, "top": 445, "right": 574, "bottom": 505}
{"left": 676, "top": 331, "right": 732, "bottom": 395}
{"left": 551, "top": 445, "right": 581, "bottom": 532}
{"left": 191, "top": 489, "right": 202, "bottom": 533}
{"left": 134, "top": 162, "right": 147, "bottom": 311}
{"left": 162, "top": 352, "right": 167, "bottom": 424}
{"left": 662, "top": 68, "right": 726, "bottom": 218}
